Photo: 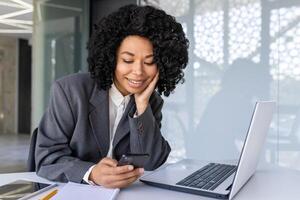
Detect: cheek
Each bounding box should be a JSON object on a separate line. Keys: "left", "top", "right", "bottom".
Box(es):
{"left": 115, "top": 64, "right": 129, "bottom": 79}
{"left": 147, "top": 66, "right": 158, "bottom": 79}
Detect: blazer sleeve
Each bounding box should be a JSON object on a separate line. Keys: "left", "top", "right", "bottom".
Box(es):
{"left": 128, "top": 95, "right": 171, "bottom": 170}
{"left": 35, "top": 81, "right": 94, "bottom": 183}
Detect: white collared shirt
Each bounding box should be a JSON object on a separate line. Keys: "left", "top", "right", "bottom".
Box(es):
{"left": 107, "top": 83, "right": 131, "bottom": 158}
{"left": 83, "top": 83, "right": 131, "bottom": 184}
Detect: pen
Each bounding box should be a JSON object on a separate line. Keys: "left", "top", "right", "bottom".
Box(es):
{"left": 39, "top": 189, "right": 58, "bottom": 200}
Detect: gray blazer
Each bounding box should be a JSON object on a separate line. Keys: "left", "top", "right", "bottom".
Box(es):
{"left": 35, "top": 73, "right": 171, "bottom": 183}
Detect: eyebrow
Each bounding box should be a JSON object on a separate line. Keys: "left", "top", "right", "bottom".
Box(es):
{"left": 145, "top": 54, "right": 154, "bottom": 58}
{"left": 121, "top": 51, "right": 134, "bottom": 56}
{"left": 121, "top": 51, "right": 153, "bottom": 58}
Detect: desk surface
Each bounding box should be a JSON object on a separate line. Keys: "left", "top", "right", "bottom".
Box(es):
{"left": 1, "top": 168, "right": 300, "bottom": 200}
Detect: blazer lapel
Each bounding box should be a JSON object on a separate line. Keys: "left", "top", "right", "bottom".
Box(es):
{"left": 113, "top": 95, "right": 136, "bottom": 148}
{"left": 88, "top": 84, "right": 110, "bottom": 157}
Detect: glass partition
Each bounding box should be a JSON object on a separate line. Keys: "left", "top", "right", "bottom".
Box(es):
{"left": 141, "top": 0, "right": 300, "bottom": 170}
{"left": 32, "top": 0, "right": 89, "bottom": 129}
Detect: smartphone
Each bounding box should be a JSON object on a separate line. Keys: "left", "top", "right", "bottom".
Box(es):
{"left": 117, "top": 153, "right": 149, "bottom": 168}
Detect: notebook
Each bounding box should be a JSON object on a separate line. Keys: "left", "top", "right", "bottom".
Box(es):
{"left": 52, "top": 182, "right": 119, "bottom": 200}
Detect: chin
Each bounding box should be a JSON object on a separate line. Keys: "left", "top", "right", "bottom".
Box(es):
{"left": 126, "top": 87, "right": 146, "bottom": 95}
{"left": 128, "top": 89, "right": 143, "bottom": 94}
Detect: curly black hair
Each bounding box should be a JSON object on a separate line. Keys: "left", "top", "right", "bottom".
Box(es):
{"left": 87, "top": 4, "right": 189, "bottom": 97}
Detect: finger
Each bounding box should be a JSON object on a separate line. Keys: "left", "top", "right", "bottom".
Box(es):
{"left": 113, "top": 165, "right": 135, "bottom": 174}
{"left": 136, "top": 168, "right": 145, "bottom": 174}
{"left": 155, "top": 71, "right": 159, "bottom": 79}
{"left": 100, "top": 157, "right": 118, "bottom": 167}
{"left": 98, "top": 166, "right": 116, "bottom": 175}
{"left": 148, "top": 72, "right": 159, "bottom": 89}
{"left": 139, "top": 72, "right": 159, "bottom": 97}
{"left": 109, "top": 168, "right": 143, "bottom": 182}
{"left": 106, "top": 175, "right": 140, "bottom": 188}
{"left": 102, "top": 164, "right": 135, "bottom": 175}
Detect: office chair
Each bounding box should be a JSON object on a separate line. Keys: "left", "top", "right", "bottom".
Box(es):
{"left": 27, "top": 128, "right": 38, "bottom": 172}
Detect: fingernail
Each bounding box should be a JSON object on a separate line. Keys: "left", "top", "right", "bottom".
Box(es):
{"left": 139, "top": 168, "right": 144, "bottom": 174}
{"left": 128, "top": 165, "right": 134, "bottom": 170}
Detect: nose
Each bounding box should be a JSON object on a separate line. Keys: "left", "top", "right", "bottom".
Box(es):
{"left": 132, "top": 61, "right": 143, "bottom": 76}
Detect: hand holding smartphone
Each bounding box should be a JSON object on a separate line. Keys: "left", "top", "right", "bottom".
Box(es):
{"left": 117, "top": 153, "right": 149, "bottom": 168}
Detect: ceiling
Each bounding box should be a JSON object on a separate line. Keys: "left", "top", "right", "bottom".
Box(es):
{"left": 0, "top": 0, "right": 32, "bottom": 38}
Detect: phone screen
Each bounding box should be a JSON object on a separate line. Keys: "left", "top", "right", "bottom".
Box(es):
{"left": 0, "top": 180, "right": 51, "bottom": 200}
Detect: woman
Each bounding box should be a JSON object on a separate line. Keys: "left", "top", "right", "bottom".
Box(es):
{"left": 35, "top": 4, "right": 189, "bottom": 188}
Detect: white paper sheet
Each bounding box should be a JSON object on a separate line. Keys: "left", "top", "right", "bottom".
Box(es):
{"left": 52, "top": 182, "right": 119, "bottom": 200}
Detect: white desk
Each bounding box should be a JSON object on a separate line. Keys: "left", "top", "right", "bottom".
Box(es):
{"left": 1, "top": 168, "right": 300, "bottom": 200}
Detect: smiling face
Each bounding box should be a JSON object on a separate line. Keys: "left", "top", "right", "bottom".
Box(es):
{"left": 114, "top": 35, "right": 158, "bottom": 96}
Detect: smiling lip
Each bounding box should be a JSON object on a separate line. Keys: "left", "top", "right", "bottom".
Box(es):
{"left": 127, "top": 78, "right": 145, "bottom": 88}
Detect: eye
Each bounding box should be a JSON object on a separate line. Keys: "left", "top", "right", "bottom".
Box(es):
{"left": 122, "top": 59, "right": 133, "bottom": 64}
{"left": 144, "top": 61, "right": 155, "bottom": 66}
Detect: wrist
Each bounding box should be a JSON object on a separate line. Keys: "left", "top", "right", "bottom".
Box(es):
{"left": 136, "top": 102, "right": 148, "bottom": 116}
{"left": 89, "top": 167, "right": 96, "bottom": 182}
{"left": 83, "top": 165, "right": 97, "bottom": 185}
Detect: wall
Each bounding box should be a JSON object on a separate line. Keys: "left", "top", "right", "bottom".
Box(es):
{"left": 0, "top": 36, "right": 17, "bottom": 134}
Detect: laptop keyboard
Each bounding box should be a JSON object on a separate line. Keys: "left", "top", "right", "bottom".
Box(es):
{"left": 176, "top": 163, "right": 237, "bottom": 191}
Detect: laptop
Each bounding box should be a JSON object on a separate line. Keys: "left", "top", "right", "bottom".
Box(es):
{"left": 140, "top": 101, "right": 275, "bottom": 199}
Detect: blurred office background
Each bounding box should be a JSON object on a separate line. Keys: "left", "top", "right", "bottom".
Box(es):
{"left": 0, "top": 0, "right": 300, "bottom": 173}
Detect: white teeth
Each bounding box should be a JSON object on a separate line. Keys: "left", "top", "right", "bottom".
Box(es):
{"left": 128, "top": 79, "right": 144, "bottom": 87}
{"left": 128, "top": 79, "right": 143, "bottom": 84}
{"left": 130, "top": 80, "right": 142, "bottom": 84}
